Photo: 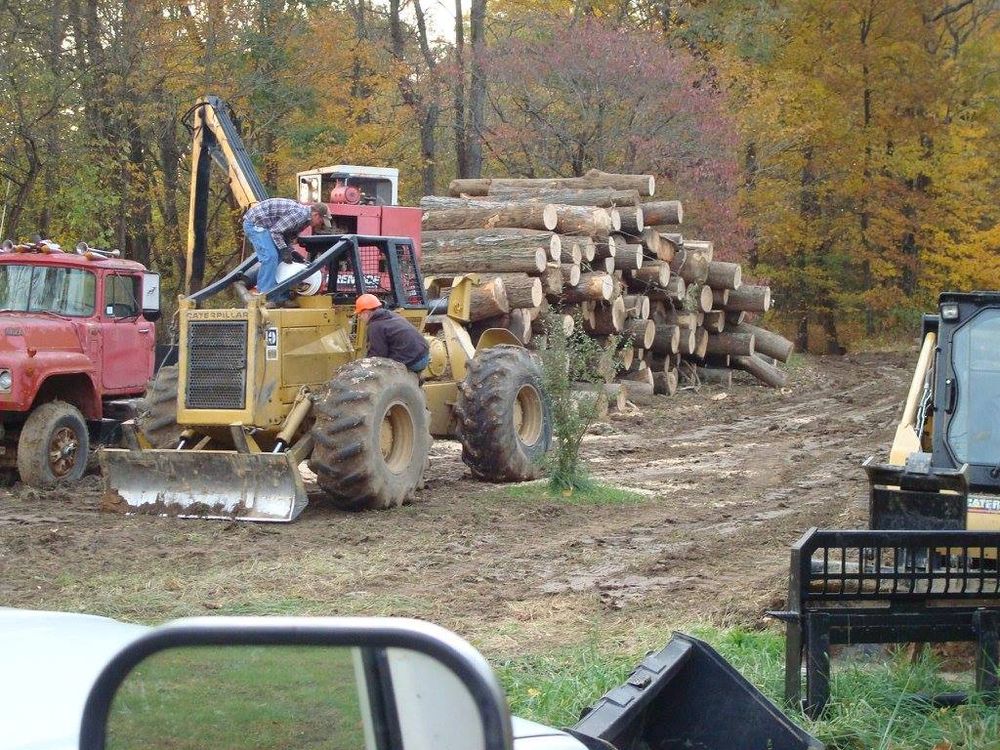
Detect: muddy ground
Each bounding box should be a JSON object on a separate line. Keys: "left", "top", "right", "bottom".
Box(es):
{"left": 0, "top": 352, "right": 911, "bottom": 656}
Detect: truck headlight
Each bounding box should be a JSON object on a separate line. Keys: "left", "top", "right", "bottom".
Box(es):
{"left": 0, "top": 370, "right": 12, "bottom": 391}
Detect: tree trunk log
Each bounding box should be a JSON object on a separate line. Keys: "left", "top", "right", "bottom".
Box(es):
{"left": 703, "top": 353, "right": 731, "bottom": 368}
{"left": 624, "top": 318, "right": 655, "bottom": 348}
{"left": 678, "top": 326, "right": 701, "bottom": 356}
{"left": 561, "top": 264, "right": 582, "bottom": 287}
{"left": 614, "top": 244, "right": 643, "bottom": 271}
{"left": 584, "top": 169, "right": 655, "bottom": 195}
{"left": 484, "top": 274, "right": 543, "bottom": 309}
{"left": 652, "top": 307, "right": 697, "bottom": 328}
{"left": 693, "top": 327, "right": 709, "bottom": 358}
{"left": 669, "top": 248, "right": 710, "bottom": 284}
{"left": 421, "top": 203, "right": 557, "bottom": 231}
{"left": 616, "top": 206, "right": 644, "bottom": 235}
{"left": 420, "top": 247, "right": 547, "bottom": 274}
{"left": 574, "top": 382, "right": 628, "bottom": 412}
{"left": 706, "top": 261, "right": 742, "bottom": 290}
{"left": 724, "top": 285, "right": 771, "bottom": 313}
{"left": 622, "top": 294, "right": 650, "bottom": 319}
{"left": 539, "top": 264, "right": 564, "bottom": 298}
{"left": 558, "top": 237, "right": 583, "bottom": 265}
{"left": 607, "top": 208, "right": 622, "bottom": 232}
{"left": 486, "top": 186, "right": 641, "bottom": 207}
{"left": 729, "top": 323, "right": 793, "bottom": 362}
{"left": 656, "top": 234, "right": 680, "bottom": 262}
{"left": 706, "top": 332, "right": 755, "bottom": 356}
{"left": 703, "top": 310, "right": 726, "bottom": 333}
{"left": 468, "top": 277, "right": 510, "bottom": 321}
{"left": 628, "top": 261, "right": 670, "bottom": 287}
{"left": 685, "top": 284, "right": 713, "bottom": 314}
{"left": 725, "top": 310, "right": 747, "bottom": 326}
{"left": 640, "top": 200, "right": 683, "bottom": 225}
{"left": 561, "top": 272, "right": 613, "bottom": 303}
{"left": 733, "top": 354, "right": 787, "bottom": 388}
{"left": 586, "top": 296, "right": 626, "bottom": 335}
{"left": 550, "top": 205, "right": 612, "bottom": 235}
{"left": 652, "top": 369, "right": 679, "bottom": 396}
{"left": 449, "top": 171, "right": 654, "bottom": 196}
{"left": 712, "top": 288, "right": 730, "bottom": 308}
{"left": 592, "top": 234, "right": 617, "bottom": 260}
{"left": 422, "top": 229, "right": 557, "bottom": 263}
{"left": 684, "top": 240, "right": 714, "bottom": 263}
{"left": 650, "top": 324, "right": 682, "bottom": 355}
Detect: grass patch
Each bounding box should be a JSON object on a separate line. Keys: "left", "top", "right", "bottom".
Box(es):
{"left": 500, "top": 481, "right": 645, "bottom": 505}
{"left": 496, "top": 626, "right": 1000, "bottom": 749}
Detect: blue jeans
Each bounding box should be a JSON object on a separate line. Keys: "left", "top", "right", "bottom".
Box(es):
{"left": 408, "top": 353, "right": 430, "bottom": 373}
{"left": 242, "top": 220, "right": 286, "bottom": 301}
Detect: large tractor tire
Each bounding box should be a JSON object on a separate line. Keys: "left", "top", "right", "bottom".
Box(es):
{"left": 137, "top": 365, "right": 183, "bottom": 448}
{"left": 17, "top": 400, "right": 90, "bottom": 487}
{"left": 455, "top": 345, "right": 551, "bottom": 482}
{"left": 309, "top": 358, "right": 431, "bottom": 511}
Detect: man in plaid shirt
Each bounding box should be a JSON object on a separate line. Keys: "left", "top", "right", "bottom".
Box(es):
{"left": 242, "top": 198, "right": 329, "bottom": 305}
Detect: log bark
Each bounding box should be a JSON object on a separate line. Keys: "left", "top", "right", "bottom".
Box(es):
{"left": 703, "top": 353, "right": 731, "bottom": 368}
{"left": 650, "top": 324, "right": 681, "bottom": 355}
{"left": 729, "top": 323, "right": 794, "bottom": 362}
{"left": 622, "top": 294, "right": 650, "bottom": 319}
{"left": 420, "top": 247, "right": 547, "bottom": 274}
{"left": 448, "top": 171, "right": 654, "bottom": 196}
{"left": 486, "top": 187, "right": 641, "bottom": 207}
{"left": 693, "top": 327, "right": 709, "bottom": 359}
{"left": 587, "top": 296, "right": 626, "bottom": 335}
{"left": 584, "top": 169, "right": 655, "bottom": 196}
{"left": 607, "top": 208, "right": 622, "bottom": 232}
{"left": 628, "top": 261, "right": 670, "bottom": 287}
{"left": 685, "top": 284, "right": 714, "bottom": 314}
{"left": 625, "top": 319, "right": 655, "bottom": 349}
{"left": 560, "top": 264, "right": 582, "bottom": 287}
{"left": 561, "top": 272, "right": 613, "bottom": 303}
{"left": 678, "top": 326, "right": 701, "bottom": 356}
{"left": 706, "top": 332, "right": 755, "bottom": 357}
{"left": 698, "top": 367, "right": 732, "bottom": 387}
{"left": 683, "top": 240, "right": 714, "bottom": 263}
{"left": 652, "top": 307, "right": 698, "bottom": 328}
{"left": 724, "top": 285, "right": 771, "bottom": 313}
{"left": 468, "top": 277, "right": 510, "bottom": 321}
{"left": 635, "top": 227, "right": 662, "bottom": 259}
{"left": 733, "top": 354, "right": 787, "bottom": 388}
{"left": 703, "top": 310, "right": 726, "bottom": 333}
{"left": 540, "top": 264, "right": 564, "bottom": 297}
{"left": 616, "top": 206, "right": 644, "bottom": 235}
{"left": 550, "top": 205, "right": 613, "bottom": 235}
{"left": 421, "top": 203, "right": 558, "bottom": 231}
{"left": 712, "top": 288, "right": 730, "bottom": 308}
{"left": 663, "top": 276, "right": 686, "bottom": 303}
{"left": 656, "top": 234, "right": 680, "bottom": 262}
{"left": 592, "top": 234, "right": 617, "bottom": 260}
{"left": 640, "top": 200, "right": 683, "bottom": 225}
{"left": 558, "top": 236, "right": 583, "bottom": 265}
{"left": 725, "top": 310, "right": 747, "bottom": 326}
{"left": 574, "top": 382, "right": 627, "bottom": 412}
{"left": 652, "top": 369, "right": 679, "bottom": 396}
{"left": 617, "top": 377, "right": 655, "bottom": 405}
{"left": 614, "top": 244, "right": 643, "bottom": 271}
{"left": 706, "top": 261, "right": 742, "bottom": 290}
{"left": 669, "top": 248, "right": 710, "bottom": 284}
{"left": 484, "top": 273, "right": 543, "bottom": 308}
{"left": 577, "top": 237, "right": 596, "bottom": 262}
{"left": 422, "top": 229, "right": 558, "bottom": 263}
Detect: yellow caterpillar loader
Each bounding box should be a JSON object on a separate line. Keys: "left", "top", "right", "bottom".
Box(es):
{"left": 99, "top": 96, "right": 551, "bottom": 522}
{"left": 864, "top": 291, "right": 1000, "bottom": 538}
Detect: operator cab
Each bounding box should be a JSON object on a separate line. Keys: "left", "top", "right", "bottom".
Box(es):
{"left": 296, "top": 165, "right": 399, "bottom": 207}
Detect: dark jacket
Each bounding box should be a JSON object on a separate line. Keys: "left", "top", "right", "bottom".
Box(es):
{"left": 366, "top": 308, "right": 429, "bottom": 367}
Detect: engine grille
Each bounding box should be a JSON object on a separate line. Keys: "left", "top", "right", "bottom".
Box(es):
{"left": 185, "top": 320, "right": 248, "bottom": 410}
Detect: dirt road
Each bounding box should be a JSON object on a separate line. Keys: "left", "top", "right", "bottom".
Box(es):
{"left": 0, "top": 352, "right": 910, "bottom": 655}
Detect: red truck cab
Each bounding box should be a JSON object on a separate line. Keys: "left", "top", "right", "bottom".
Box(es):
{"left": 0, "top": 248, "right": 159, "bottom": 487}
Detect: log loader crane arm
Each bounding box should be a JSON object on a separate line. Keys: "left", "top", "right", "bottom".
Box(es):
{"left": 181, "top": 96, "right": 269, "bottom": 293}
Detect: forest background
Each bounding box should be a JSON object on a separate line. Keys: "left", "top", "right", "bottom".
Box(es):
{"left": 2, "top": 0, "right": 999, "bottom": 352}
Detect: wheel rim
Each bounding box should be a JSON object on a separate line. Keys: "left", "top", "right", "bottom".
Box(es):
{"left": 48, "top": 426, "right": 79, "bottom": 478}
{"left": 379, "top": 402, "right": 415, "bottom": 474}
{"left": 513, "top": 384, "right": 543, "bottom": 447}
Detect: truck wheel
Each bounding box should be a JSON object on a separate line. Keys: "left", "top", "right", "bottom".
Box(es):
{"left": 17, "top": 401, "right": 90, "bottom": 487}
{"left": 309, "top": 358, "right": 431, "bottom": 511}
{"left": 137, "top": 365, "right": 182, "bottom": 448}
{"left": 455, "top": 345, "right": 551, "bottom": 482}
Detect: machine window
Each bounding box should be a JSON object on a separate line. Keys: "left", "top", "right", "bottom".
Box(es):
{"left": 947, "top": 308, "right": 1000, "bottom": 465}
{"left": 105, "top": 275, "right": 140, "bottom": 318}
{"left": 0, "top": 264, "right": 96, "bottom": 317}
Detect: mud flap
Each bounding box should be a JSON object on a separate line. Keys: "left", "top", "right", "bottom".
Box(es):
{"left": 568, "top": 633, "right": 823, "bottom": 750}
{"left": 99, "top": 448, "right": 308, "bottom": 522}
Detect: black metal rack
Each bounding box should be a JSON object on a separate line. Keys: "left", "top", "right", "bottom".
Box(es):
{"left": 770, "top": 528, "right": 1000, "bottom": 717}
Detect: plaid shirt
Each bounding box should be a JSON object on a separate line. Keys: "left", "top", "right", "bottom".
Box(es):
{"left": 243, "top": 198, "right": 310, "bottom": 251}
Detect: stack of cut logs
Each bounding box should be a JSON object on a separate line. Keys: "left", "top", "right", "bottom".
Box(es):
{"left": 419, "top": 169, "right": 793, "bottom": 407}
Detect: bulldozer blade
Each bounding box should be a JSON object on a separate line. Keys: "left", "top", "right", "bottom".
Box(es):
{"left": 864, "top": 455, "right": 968, "bottom": 530}
{"left": 569, "top": 633, "right": 822, "bottom": 750}
{"left": 99, "top": 448, "right": 308, "bottom": 522}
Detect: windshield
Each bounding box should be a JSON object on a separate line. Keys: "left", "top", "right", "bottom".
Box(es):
{"left": 0, "top": 264, "right": 96, "bottom": 317}
{"left": 946, "top": 307, "right": 1000, "bottom": 465}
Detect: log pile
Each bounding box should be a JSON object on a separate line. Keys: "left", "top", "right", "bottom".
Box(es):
{"left": 419, "top": 169, "right": 793, "bottom": 399}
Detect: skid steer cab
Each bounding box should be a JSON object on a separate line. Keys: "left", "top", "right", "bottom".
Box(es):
{"left": 865, "top": 291, "right": 1000, "bottom": 547}
{"left": 100, "top": 233, "right": 552, "bottom": 522}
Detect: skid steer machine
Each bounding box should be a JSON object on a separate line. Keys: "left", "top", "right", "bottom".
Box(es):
{"left": 99, "top": 95, "right": 551, "bottom": 522}
{"left": 864, "top": 291, "right": 1000, "bottom": 537}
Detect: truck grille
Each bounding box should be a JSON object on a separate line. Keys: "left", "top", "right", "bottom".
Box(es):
{"left": 185, "top": 321, "right": 248, "bottom": 410}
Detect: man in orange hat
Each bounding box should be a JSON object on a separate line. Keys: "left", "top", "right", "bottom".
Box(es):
{"left": 355, "top": 294, "right": 430, "bottom": 373}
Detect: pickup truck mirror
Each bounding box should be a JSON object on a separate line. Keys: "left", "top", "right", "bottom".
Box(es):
{"left": 79, "top": 616, "right": 513, "bottom": 750}
{"left": 141, "top": 272, "right": 161, "bottom": 322}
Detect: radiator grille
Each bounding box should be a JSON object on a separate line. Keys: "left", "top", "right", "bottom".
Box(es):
{"left": 185, "top": 320, "right": 248, "bottom": 410}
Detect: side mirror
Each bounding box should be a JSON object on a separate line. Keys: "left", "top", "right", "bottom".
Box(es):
{"left": 79, "top": 616, "right": 513, "bottom": 750}
{"left": 141, "top": 272, "right": 161, "bottom": 322}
